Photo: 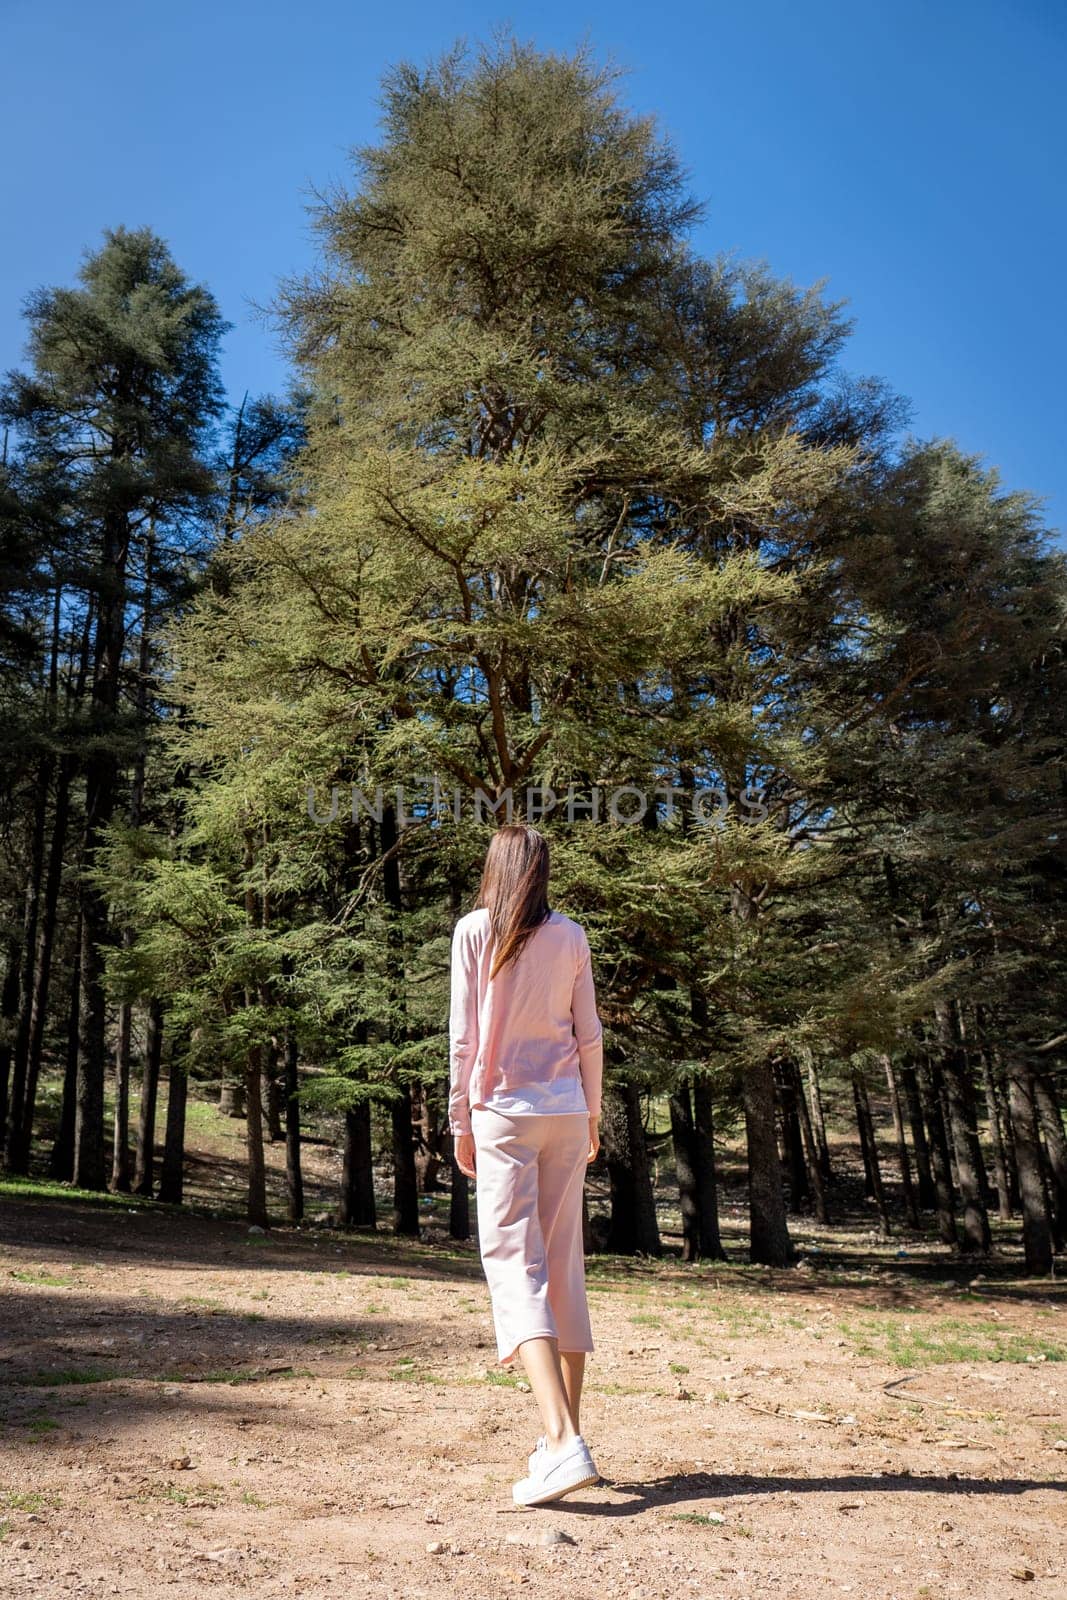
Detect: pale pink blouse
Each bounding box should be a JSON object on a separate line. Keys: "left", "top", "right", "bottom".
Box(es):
{"left": 447, "top": 907, "right": 604, "bottom": 1135}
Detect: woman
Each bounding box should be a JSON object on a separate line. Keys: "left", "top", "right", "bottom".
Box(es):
{"left": 448, "top": 822, "right": 604, "bottom": 1507}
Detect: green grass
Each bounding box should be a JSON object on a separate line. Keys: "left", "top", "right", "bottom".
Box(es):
{"left": 838, "top": 1314, "right": 1067, "bottom": 1366}
{"left": 8, "top": 1268, "right": 74, "bottom": 1287}
{"left": 23, "top": 1367, "right": 113, "bottom": 1388}
{"left": 0, "top": 1491, "right": 61, "bottom": 1512}
{"left": 388, "top": 1362, "right": 444, "bottom": 1384}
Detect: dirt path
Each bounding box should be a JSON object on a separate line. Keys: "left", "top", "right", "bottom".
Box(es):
{"left": 0, "top": 1189, "right": 1064, "bottom": 1600}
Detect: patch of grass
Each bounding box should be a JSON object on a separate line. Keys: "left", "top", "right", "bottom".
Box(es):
{"left": 629, "top": 1313, "right": 664, "bottom": 1328}
{"left": 669, "top": 1363, "right": 690, "bottom": 1375}
{"left": 669, "top": 1512, "right": 726, "bottom": 1528}
{"left": 241, "top": 1491, "right": 267, "bottom": 1508}
{"left": 0, "top": 1491, "right": 60, "bottom": 1512}
{"left": 0, "top": 1520, "right": 9, "bottom": 1542}
{"left": 388, "top": 1362, "right": 444, "bottom": 1384}
{"left": 8, "top": 1268, "right": 74, "bottom": 1287}
{"left": 482, "top": 1369, "right": 524, "bottom": 1388}
{"left": 25, "top": 1416, "right": 60, "bottom": 1435}
{"left": 0, "top": 1175, "right": 148, "bottom": 1212}
{"left": 23, "top": 1367, "right": 113, "bottom": 1388}
{"left": 839, "top": 1314, "right": 1067, "bottom": 1367}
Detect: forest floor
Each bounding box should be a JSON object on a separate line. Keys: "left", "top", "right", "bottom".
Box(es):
{"left": 0, "top": 1097, "right": 1065, "bottom": 1600}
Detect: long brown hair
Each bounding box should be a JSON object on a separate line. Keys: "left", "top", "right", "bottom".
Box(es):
{"left": 475, "top": 823, "right": 551, "bottom": 980}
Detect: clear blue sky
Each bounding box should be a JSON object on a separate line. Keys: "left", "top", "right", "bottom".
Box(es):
{"left": 3, "top": 0, "right": 1065, "bottom": 539}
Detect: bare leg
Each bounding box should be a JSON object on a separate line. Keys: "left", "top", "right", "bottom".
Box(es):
{"left": 517, "top": 1336, "right": 578, "bottom": 1450}
{"left": 560, "top": 1351, "right": 586, "bottom": 1433}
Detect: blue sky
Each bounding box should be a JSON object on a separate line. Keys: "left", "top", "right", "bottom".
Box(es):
{"left": 3, "top": 0, "right": 1065, "bottom": 539}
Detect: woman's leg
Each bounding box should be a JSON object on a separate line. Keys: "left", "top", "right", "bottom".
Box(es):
{"left": 560, "top": 1350, "right": 586, "bottom": 1432}
{"left": 517, "top": 1335, "right": 577, "bottom": 1450}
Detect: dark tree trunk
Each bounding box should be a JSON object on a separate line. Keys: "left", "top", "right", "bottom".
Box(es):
{"left": 790, "top": 1058, "right": 829, "bottom": 1225}
{"left": 448, "top": 1144, "right": 470, "bottom": 1241}
{"left": 852, "top": 1068, "right": 890, "bottom": 1237}
{"left": 602, "top": 1081, "right": 661, "bottom": 1256}
{"left": 776, "top": 1059, "right": 810, "bottom": 1211}
{"left": 744, "top": 1059, "right": 793, "bottom": 1266}
{"left": 262, "top": 1038, "right": 284, "bottom": 1142}
{"left": 980, "top": 1044, "right": 1013, "bottom": 1222}
{"left": 157, "top": 1038, "right": 186, "bottom": 1205}
{"left": 133, "top": 1004, "right": 162, "bottom": 1197}
{"left": 244, "top": 1042, "right": 269, "bottom": 1226}
{"left": 0, "top": 935, "right": 24, "bottom": 1160}
{"left": 380, "top": 802, "right": 419, "bottom": 1237}
{"left": 111, "top": 991, "right": 134, "bottom": 1192}
{"left": 669, "top": 1079, "right": 700, "bottom": 1262}
{"left": 49, "top": 926, "right": 82, "bottom": 1181}
{"left": 6, "top": 757, "right": 51, "bottom": 1172}
{"left": 1032, "top": 1068, "right": 1067, "bottom": 1250}
{"left": 802, "top": 1048, "right": 832, "bottom": 1182}
{"left": 283, "top": 1026, "right": 303, "bottom": 1224}
{"left": 918, "top": 1055, "right": 958, "bottom": 1246}
{"left": 935, "top": 1000, "right": 990, "bottom": 1253}
{"left": 17, "top": 755, "right": 74, "bottom": 1172}
{"left": 339, "top": 1101, "right": 377, "bottom": 1230}
{"left": 390, "top": 1087, "right": 420, "bottom": 1236}
{"left": 899, "top": 1057, "right": 936, "bottom": 1209}
{"left": 1007, "top": 1056, "right": 1053, "bottom": 1274}
{"left": 691, "top": 1076, "right": 726, "bottom": 1258}
{"left": 883, "top": 1055, "right": 919, "bottom": 1228}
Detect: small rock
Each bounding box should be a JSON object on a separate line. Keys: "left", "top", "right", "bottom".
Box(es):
{"left": 1051, "top": 1439, "right": 1067, "bottom": 1451}
{"left": 515, "top": 1381, "right": 531, "bottom": 1393}
{"left": 426, "top": 1541, "right": 447, "bottom": 1555}
{"left": 1011, "top": 1569, "right": 1036, "bottom": 1582}
{"left": 168, "top": 1456, "right": 192, "bottom": 1470}
{"left": 539, "top": 1528, "right": 576, "bottom": 1547}
{"left": 247, "top": 1225, "right": 266, "bottom": 1235}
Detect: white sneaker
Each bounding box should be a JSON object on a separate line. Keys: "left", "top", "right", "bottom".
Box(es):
{"left": 527, "top": 1434, "right": 547, "bottom": 1474}
{"left": 512, "top": 1434, "right": 599, "bottom": 1507}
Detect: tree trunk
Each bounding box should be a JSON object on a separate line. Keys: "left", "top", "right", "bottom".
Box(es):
{"left": 790, "top": 1057, "right": 829, "bottom": 1225}
{"left": 0, "top": 934, "right": 22, "bottom": 1154}
{"left": 16, "top": 755, "right": 74, "bottom": 1172}
{"left": 6, "top": 759, "right": 50, "bottom": 1171}
{"left": 899, "top": 1057, "right": 936, "bottom": 1209}
{"left": 448, "top": 1143, "right": 470, "bottom": 1242}
{"left": 776, "top": 1059, "right": 810, "bottom": 1212}
{"left": 602, "top": 1081, "right": 661, "bottom": 1256}
{"left": 261, "top": 1037, "right": 284, "bottom": 1142}
{"left": 934, "top": 999, "right": 990, "bottom": 1253}
{"left": 691, "top": 1076, "right": 726, "bottom": 1258}
{"left": 339, "top": 1100, "right": 377, "bottom": 1230}
{"left": 918, "top": 1055, "right": 958, "bottom": 1246}
{"left": 244, "top": 1042, "right": 269, "bottom": 1226}
{"left": 744, "top": 1059, "right": 793, "bottom": 1266}
{"left": 1032, "top": 1068, "right": 1067, "bottom": 1250}
{"left": 852, "top": 1068, "right": 890, "bottom": 1236}
{"left": 1006, "top": 1056, "right": 1053, "bottom": 1274}
{"left": 801, "top": 1047, "right": 832, "bottom": 1182}
{"left": 390, "top": 1087, "right": 420, "bottom": 1236}
{"left": 111, "top": 992, "right": 134, "bottom": 1192}
{"left": 669, "top": 1079, "right": 700, "bottom": 1262}
{"left": 49, "top": 926, "right": 82, "bottom": 1181}
{"left": 283, "top": 1026, "right": 304, "bottom": 1224}
{"left": 883, "top": 1055, "right": 919, "bottom": 1228}
{"left": 980, "top": 1044, "right": 1013, "bottom": 1222}
{"left": 133, "top": 1005, "right": 161, "bottom": 1197}
{"left": 157, "top": 1032, "right": 186, "bottom": 1205}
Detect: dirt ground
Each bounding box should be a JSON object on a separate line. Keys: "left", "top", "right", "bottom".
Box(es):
{"left": 1, "top": 1120, "right": 1065, "bottom": 1600}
